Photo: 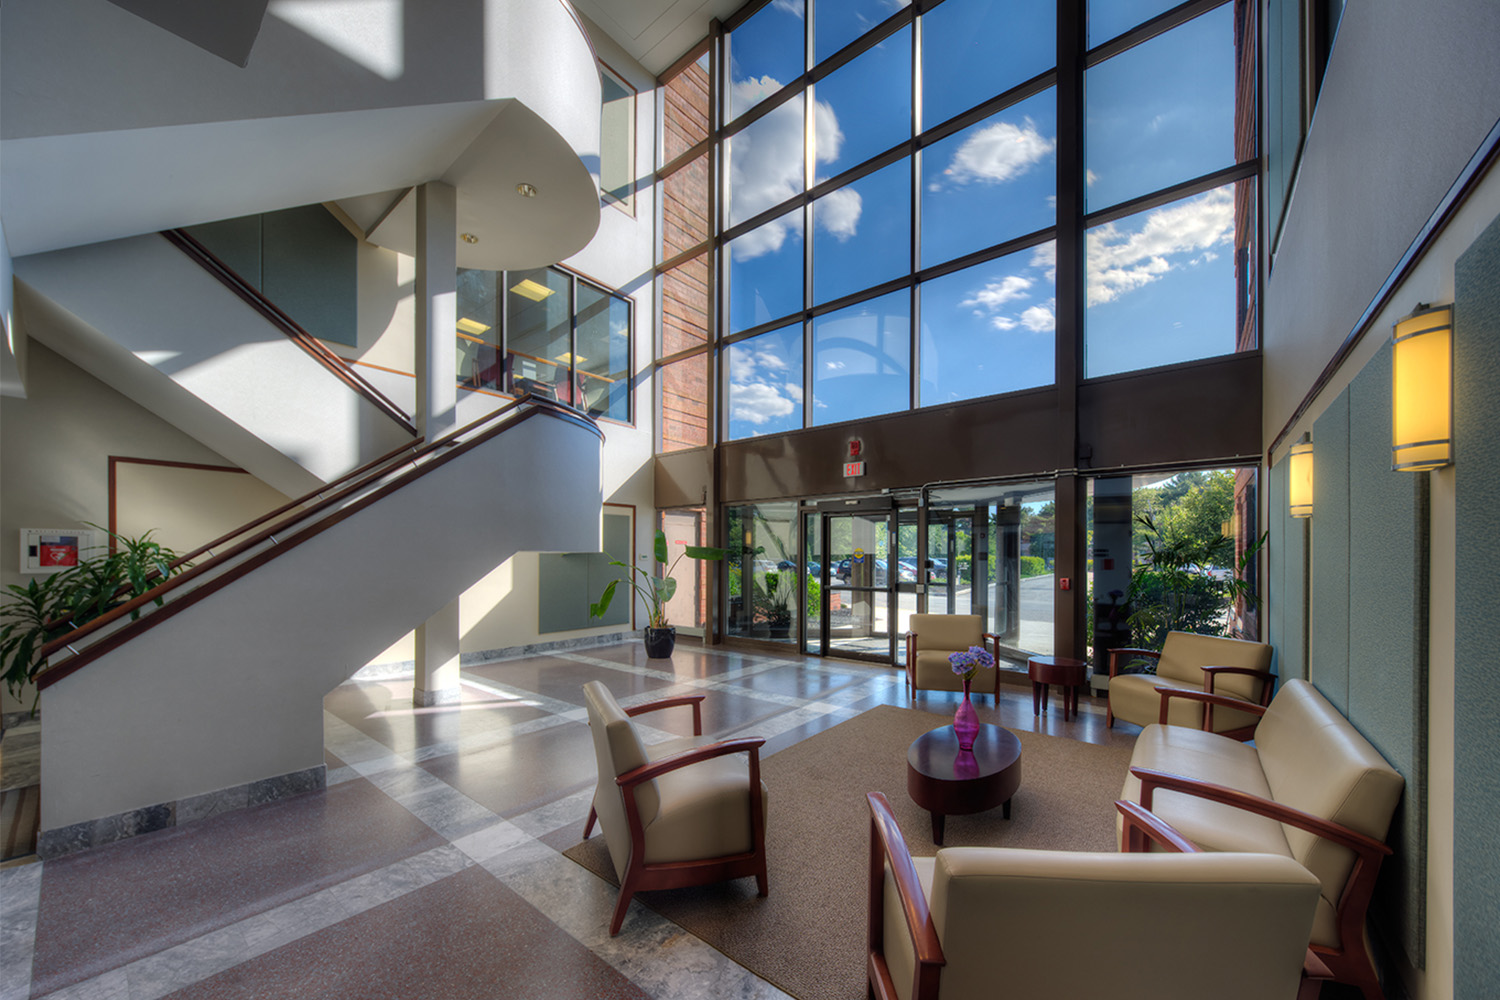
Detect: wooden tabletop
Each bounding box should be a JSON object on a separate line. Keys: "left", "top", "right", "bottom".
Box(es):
{"left": 906, "top": 724, "right": 1022, "bottom": 844}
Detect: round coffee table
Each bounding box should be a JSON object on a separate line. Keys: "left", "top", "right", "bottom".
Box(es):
{"left": 906, "top": 724, "right": 1022, "bottom": 845}
{"left": 1028, "top": 655, "right": 1088, "bottom": 721}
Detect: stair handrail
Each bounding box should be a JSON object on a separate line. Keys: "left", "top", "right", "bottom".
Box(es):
{"left": 38, "top": 436, "right": 432, "bottom": 639}
{"left": 161, "top": 228, "right": 418, "bottom": 436}
{"left": 35, "top": 395, "right": 601, "bottom": 685}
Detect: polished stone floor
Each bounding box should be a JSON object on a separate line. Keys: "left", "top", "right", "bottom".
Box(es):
{"left": 0, "top": 641, "right": 1134, "bottom": 1000}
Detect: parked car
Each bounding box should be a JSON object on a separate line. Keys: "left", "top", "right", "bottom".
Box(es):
{"left": 898, "top": 557, "right": 947, "bottom": 583}
{"left": 834, "top": 557, "right": 913, "bottom": 586}
{"left": 778, "top": 558, "right": 821, "bottom": 578}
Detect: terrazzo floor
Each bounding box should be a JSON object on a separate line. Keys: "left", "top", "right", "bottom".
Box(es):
{"left": 0, "top": 641, "right": 1134, "bottom": 1000}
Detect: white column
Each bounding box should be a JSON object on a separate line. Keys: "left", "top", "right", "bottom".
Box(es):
{"left": 413, "top": 180, "right": 461, "bottom": 705}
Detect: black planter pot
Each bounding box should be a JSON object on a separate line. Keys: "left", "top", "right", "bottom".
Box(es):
{"left": 643, "top": 626, "right": 676, "bottom": 659}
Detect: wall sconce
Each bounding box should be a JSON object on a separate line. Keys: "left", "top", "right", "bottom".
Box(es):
{"left": 1289, "top": 439, "right": 1313, "bottom": 518}
{"left": 1392, "top": 303, "right": 1453, "bottom": 471}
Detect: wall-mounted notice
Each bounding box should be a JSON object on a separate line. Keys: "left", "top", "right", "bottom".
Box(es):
{"left": 20, "top": 527, "right": 101, "bottom": 574}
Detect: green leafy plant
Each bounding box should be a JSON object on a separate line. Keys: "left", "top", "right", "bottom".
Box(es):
{"left": 1124, "top": 513, "right": 1266, "bottom": 653}
{"left": 1, "top": 526, "right": 189, "bottom": 710}
{"left": 591, "top": 529, "right": 725, "bottom": 629}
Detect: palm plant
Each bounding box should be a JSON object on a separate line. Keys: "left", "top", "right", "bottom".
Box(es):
{"left": 591, "top": 529, "right": 724, "bottom": 628}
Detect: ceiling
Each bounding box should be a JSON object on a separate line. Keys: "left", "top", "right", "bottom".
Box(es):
{"left": 571, "top": 0, "right": 740, "bottom": 73}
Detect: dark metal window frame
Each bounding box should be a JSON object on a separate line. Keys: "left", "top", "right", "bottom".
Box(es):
{"left": 698, "top": 0, "right": 1260, "bottom": 446}
{"left": 460, "top": 263, "right": 635, "bottom": 427}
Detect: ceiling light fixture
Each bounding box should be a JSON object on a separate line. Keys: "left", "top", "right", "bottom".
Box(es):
{"left": 516, "top": 183, "right": 538, "bottom": 198}
{"left": 456, "top": 317, "right": 491, "bottom": 335}
{"left": 510, "top": 278, "right": 555, "bottom": 302}
{"left": 460, "top": 233, "right": 479, "bottom": 244}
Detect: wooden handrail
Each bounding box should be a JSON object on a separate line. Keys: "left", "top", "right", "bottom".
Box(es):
{"left": 38, "top": 437, "right": 429, "bottom": 637}
{"left": 161, "top": 228, "right": 418, "bottom": 436}
{"left": 35, "top": 396, "right": 600, "bottom": 687}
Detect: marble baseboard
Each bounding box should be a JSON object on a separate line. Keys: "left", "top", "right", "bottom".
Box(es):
{"left": 36, "top": 765, "right": 325, "bottom": 860}
{"left": 351, "top": 633, "right": 639, "bottom": 682}
{"left": 413, "top": 687, "right": 463, "bottom": 707}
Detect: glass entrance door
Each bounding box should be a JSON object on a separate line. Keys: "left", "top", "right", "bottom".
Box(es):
{"left": 821, "top": 509, "right": 895, "bottom": 661}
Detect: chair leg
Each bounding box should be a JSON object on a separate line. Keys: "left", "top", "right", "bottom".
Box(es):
{"left": 583, "top": 804, "right": 597, "bottom": 840}
{"left": 608, "top": 886, "right": 634, "bottom": 937}
{"left": 755, "top": 855, "right": 769, "bottom": 897}
{"left": 1106, "top": 703, "right": 1114, "bottom": 728}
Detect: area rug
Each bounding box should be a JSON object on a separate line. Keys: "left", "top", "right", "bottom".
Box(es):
{"left": 563, "top": 705, "right": 1135, "bottom": 1000}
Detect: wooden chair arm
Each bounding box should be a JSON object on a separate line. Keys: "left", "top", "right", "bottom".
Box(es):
{"left": 617, "top": 737, "right": 765, "bottom": 790}
{"left": 1115, "top": 800, "right": 1201, "bottom": 854}
{"left": 624, "top": 694, "right": 705, "bottom": 736}
{"left": 1109, "top": 647, "right": 1160, "bottom": 678}
{"left": 1155, "top": 686, "right": 1268, "bottom": 728}
{"left": 1129, "top": 768, "right": 1393, "bottom": 861}
{"left": 1201, "top": 666, "right": 1279, "bottom": 707}
{"left": 867, "top": 792, "right": 944, "bottom": 1000}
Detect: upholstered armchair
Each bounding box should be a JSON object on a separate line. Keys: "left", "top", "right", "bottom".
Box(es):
{"left": 867, "top": 791, "right": 1324, "bottom": 1000}
{"left": 1107, "top": 630, "right": 1275, "bottom": 738}
{"left": 904, "top": 614, "right": 1001, "bottom": 701}
{"left": 582, "top": 681, "right": 769, "bottom": 935}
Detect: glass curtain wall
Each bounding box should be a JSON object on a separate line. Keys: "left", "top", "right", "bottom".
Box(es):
{"left": 1087, "top": 467, "right": 1261, "bottom": 672}
{"left": 694, "top": 0, "right": 1258, "bottom": 443}
{"left": 725, "top": 502, "right": 800, "bottom": 642}
{"left": 455, "top": 265, "right": 632, "bottom": 423}
{"left": 927, "top": 480, "right": 1057, "bottom": 668}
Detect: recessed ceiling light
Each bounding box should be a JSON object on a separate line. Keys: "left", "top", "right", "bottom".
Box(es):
{"left": 456, "top": 317, "right": 491, "bottom": 335}
{"left": 516, "top": 183, "right": 538, "bottom": 198}
{"left": 510, "top": 278, "right": 555, "bottom": 301}
{"left": 460, "top": 232, "right": 479, "bottom": 244}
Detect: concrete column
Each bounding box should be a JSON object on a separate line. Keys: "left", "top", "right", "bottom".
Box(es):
{"left": 415, "top": 596, "right": 463, "bottom": 707}
{"left": 415, "top": 180, "right": 458, "bottom": 439}
{"left": 414, "top": 180, "right": 461, "bottom": 705}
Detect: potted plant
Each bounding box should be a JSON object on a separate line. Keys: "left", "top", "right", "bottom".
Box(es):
{"left": 1, "top": 526, "right": 188, "bottom": 715}
{"left": 757, "top": 570, "right": 794, "bottom": 639}
{"left": 591, "top": 529, "right": 724, "bottom": 658}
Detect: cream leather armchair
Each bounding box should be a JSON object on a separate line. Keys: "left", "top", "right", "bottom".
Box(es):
{"left": 867, "top": 791, "right": 1323, "bottom": 1000}
{"left": 1107, "top": 630, "right": 1275, "bottom": 738}
{"left": 582, "top": 681, "right": 769, "bottom": 935}
{"left": 904, "top": 614, "right": 1001, "bottom": 701}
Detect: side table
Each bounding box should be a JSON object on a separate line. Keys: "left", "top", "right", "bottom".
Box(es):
{"left": 1027, "top": 655, "right": 1088, "bottom": 721}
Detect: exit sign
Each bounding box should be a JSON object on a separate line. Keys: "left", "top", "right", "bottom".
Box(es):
{"left": 844, "top": 461, "right": 865, "bottom": 477}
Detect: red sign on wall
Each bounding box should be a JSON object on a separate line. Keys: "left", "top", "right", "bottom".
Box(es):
{"left": 844, "top": 461, "right": 865, "bottom": 478}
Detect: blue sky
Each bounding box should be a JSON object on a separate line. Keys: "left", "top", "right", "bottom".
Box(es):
{"left": 723, "top": 0, "right": 1242, "bottom": 439}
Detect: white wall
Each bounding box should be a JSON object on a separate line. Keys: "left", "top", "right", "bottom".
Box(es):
{"left": 0, "top": 341, "right": 272, "bottom": 714}
{"left": 346, "top": 25, "right": 663, "bottom": 663}
{"left": 1262, "top": 0, "right": 1500, "bottom": 442}
{"left": 1263, "top": 5, "right": 1500, "bottom": 996}
{"left": 42, "top": 413, "right": 603, "bottom": 831}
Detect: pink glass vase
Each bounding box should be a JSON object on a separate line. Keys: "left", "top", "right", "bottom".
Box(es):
{"left": 953, "top": 677, "right": 979, "bottom": 751}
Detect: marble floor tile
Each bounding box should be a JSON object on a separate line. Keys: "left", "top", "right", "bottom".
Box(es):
{"left": 17, "top": 641, "right": 1135, "bottom": 1000}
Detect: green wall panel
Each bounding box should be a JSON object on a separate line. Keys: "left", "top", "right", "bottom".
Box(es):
{"left": 261, "top": 205, "right": 357, "bottom": 347}
{"left": 1453, "top": 210, "right": 1500, "bottom": 997}
{"left": 1268, "top": 453, "right": 1308, "bottom": 681}
{"left": 1310, "top": 393, "right": 1351, "bottom": 712}
{"left": 182, "top": 205, "right": 357, "bottom": 348}
{"left": 1347, "top": 339, "right": 1428, "bottom": 968}
{"left": 539, "top": 512, "right": 632, "bottom": 633}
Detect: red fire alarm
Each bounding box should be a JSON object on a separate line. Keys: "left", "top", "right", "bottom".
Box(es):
{"left": 1059, "top": 578, "right": 1071, "bottom": 591}
{"left": 848, "top": 437, "right": 862, "bottom": 459}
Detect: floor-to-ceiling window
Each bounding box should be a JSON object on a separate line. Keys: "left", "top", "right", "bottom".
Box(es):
{"left": 678, "top": 0, "right": 1258, "bottom": 445}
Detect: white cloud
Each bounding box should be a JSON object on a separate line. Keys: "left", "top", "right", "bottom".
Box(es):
{"left": 731, "top": 381, "right": 797, "bottom": 425}
{"left": 990, "top": 316, "right": 1019, "bottom": 331}
{"left": 785, "top": 382, "right": 803, "bottom": 403}
{"left": 771, "top": 0, "right": 804, "bottom": 17}
{"left": 825, "top": 360, "right": 847, "bottom": 370}
{"left": 1030, "top": 241, "right": 1056, "bottom": 282}
{"left": 757, "top": 349, "right": 790, "bottom": 371}
{"left": 1086, "top": 186, "right": 1234, "bottom": 306}
{"left": 1020, "top": 303, "right": 1056, "bottom": 332}
{"left": 961, "top": 275, "right": 1032, "bottom": 310}
{"left": 729, "top": 78, "right": 846, "bottom": 259}
{"left": 1085, "top": 168, "right": 1099, "bottom": 187}
{"left": 941, "top": 118, "right": 1054, "bottom": 187}
{"left": 816, "top": 187, "right": 863, "bottom": 240}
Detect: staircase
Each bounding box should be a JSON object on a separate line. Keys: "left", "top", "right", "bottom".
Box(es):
{"left": 12, "top": 232, "right": 415, "bottom": 496}
{"left": 32, "top": 398, "right": 603, "bottom": 855}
